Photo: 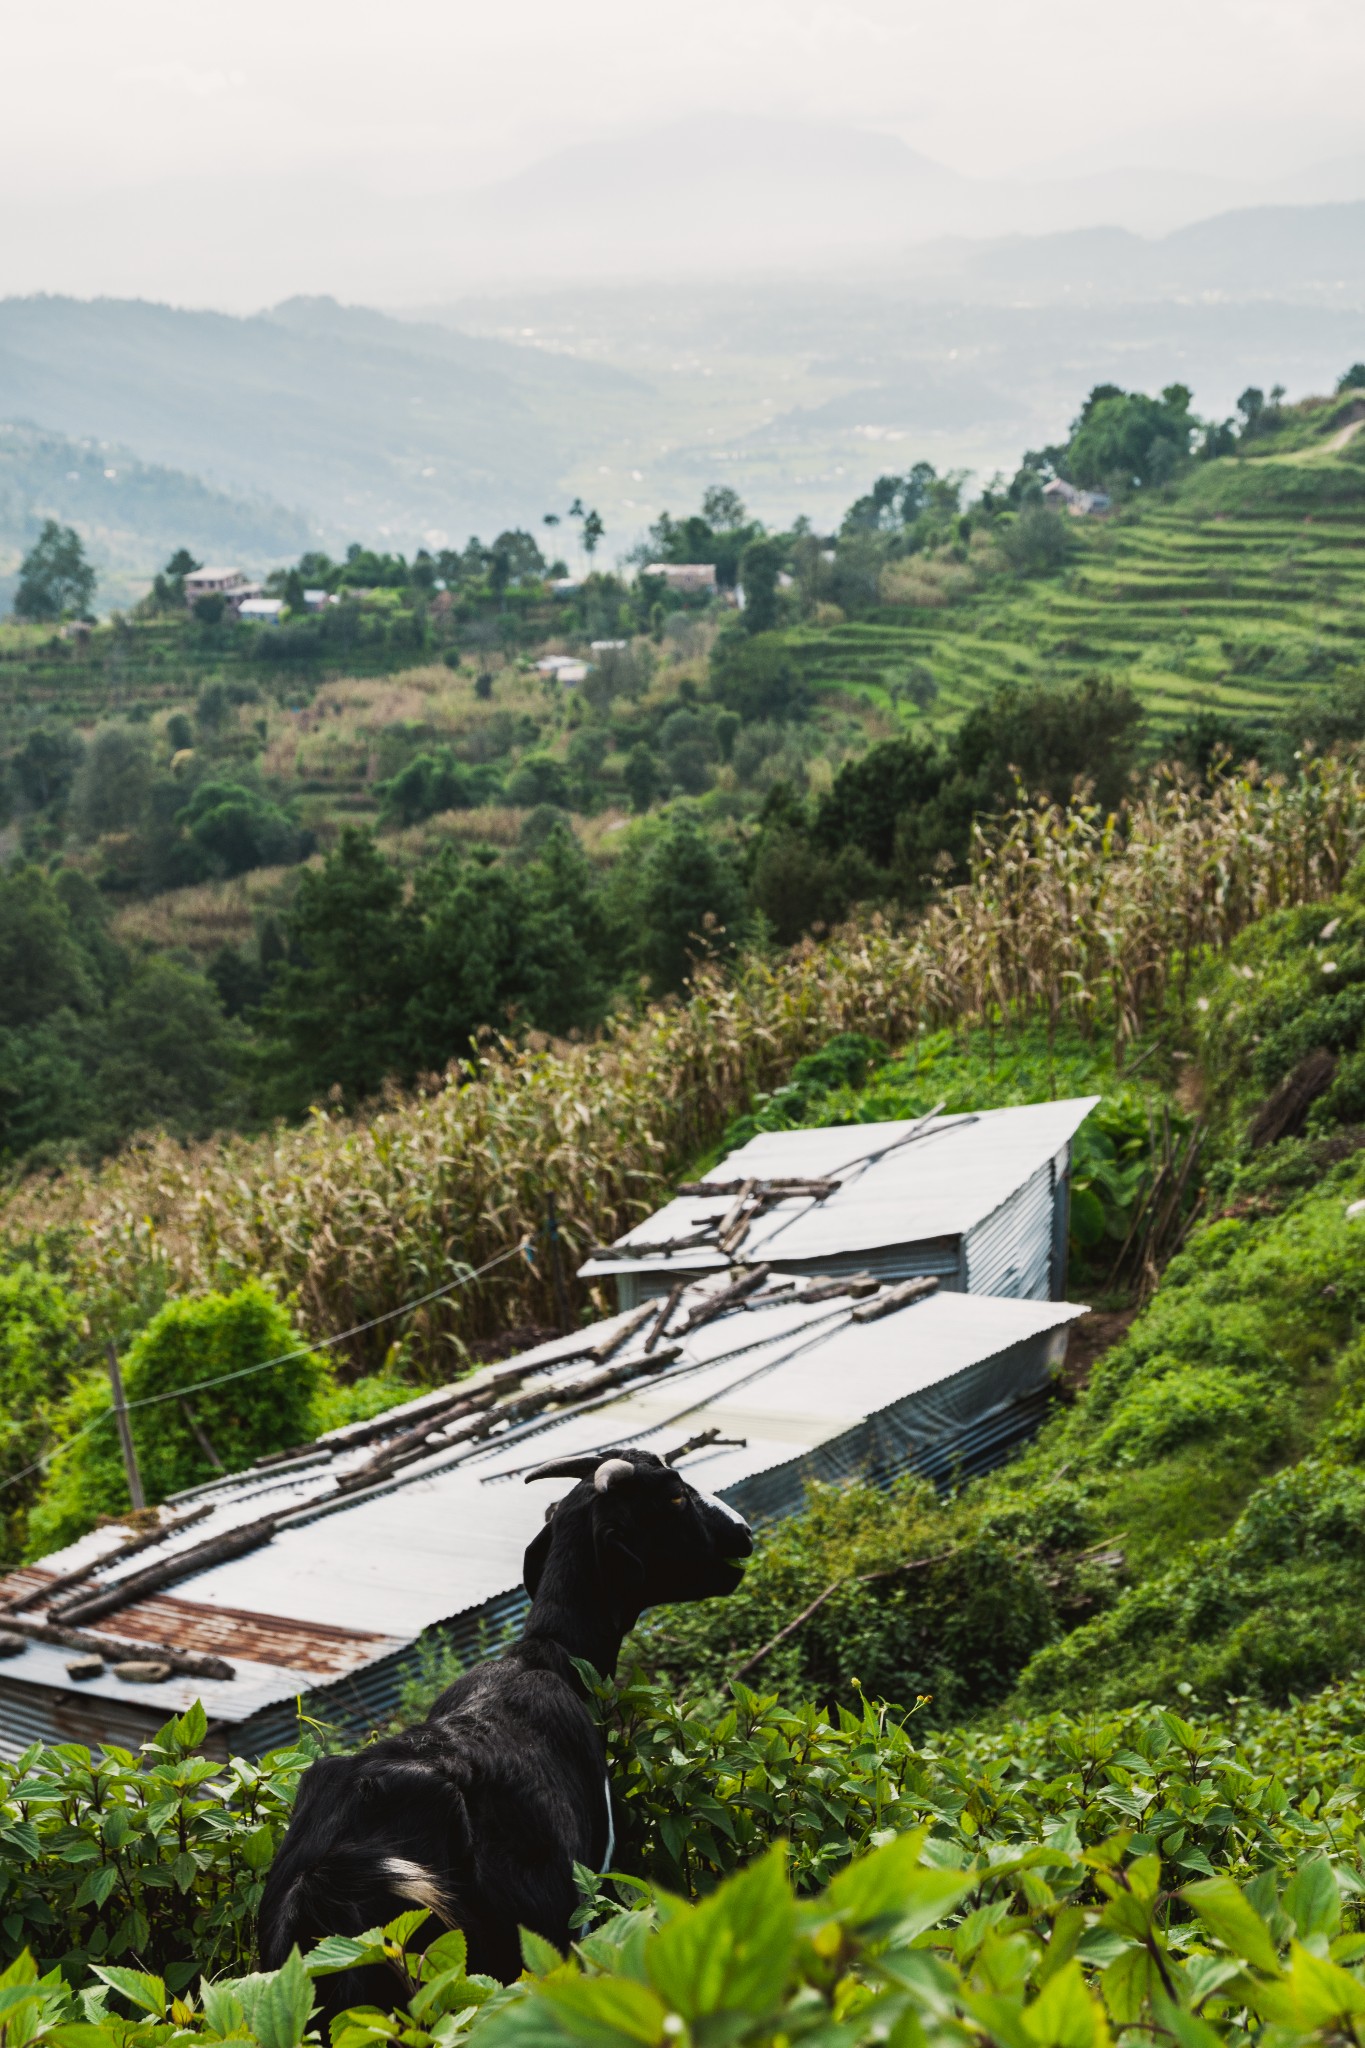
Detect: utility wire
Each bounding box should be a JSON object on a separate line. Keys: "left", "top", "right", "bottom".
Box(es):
{"left": 0, "top": 1236, "right": 533, "bottom": 1502}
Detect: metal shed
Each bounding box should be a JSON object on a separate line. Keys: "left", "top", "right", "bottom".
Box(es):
{"left": 0, "top": 1274, "right": 1084, "bottom": 1762}
{"left": 580, "top": 1098, "right": 1098, "bottom": 1310}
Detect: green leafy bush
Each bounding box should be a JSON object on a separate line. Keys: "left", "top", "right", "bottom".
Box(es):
{"left": 0, "top": 1702, "right": 307, "bottom": 1987}
{"left": 27, "top": 1281, "right": 325, "bottom": 1556}
{"left": 0, "top": 1262, "right": 79, "bottom": 1565}
{"left": 14, "top": 1678, "right": 1365, "bottom": 2047}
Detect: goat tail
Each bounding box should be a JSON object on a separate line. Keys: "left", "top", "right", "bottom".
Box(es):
{"left": 377, "top": 1856, "right": 457, "bottom": 1926}
{"left": 259, "top": 1842, "right": 455, "bottom": 1974}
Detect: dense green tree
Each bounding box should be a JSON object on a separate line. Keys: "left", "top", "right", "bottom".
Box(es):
{"left": 68, "top": 725, "right": 153, "bottom": 839}
{"left": 711, "top": 631, "right": 807, "bottom": 723}
{"left": 12, "top": 520, "right": 96, "bottom": 621}
{"left": 0, "top": 867, "right": 99, "bottom": 1029}
{"left": 999, "top": 507, "right": 1073, "bottom": 575}
{"left": 738, "top": 537, "right": 785, "bottom": 634}
{"left": 1067, "top": 383, "right": 1195, "bottom": 489}
{"left": 28, "top": 1283, "right": 326, "bottom": 1552}
{"left": 0, "top": 1264, "right": 79, "bottom": 1565}
{"left": 1337, "top": 364, "right": 1365, "bottom": 393}
{"left": 623, "top": 742, "right": 662, "bottom": 813}
{"left": 177, "top": 780, "right": 308, "bottom": 878}
{"left": 256, "top": 831, "right": 421, "bottom": 1112}
{"left": 378, "top": 750, "right": 497, "bottom": 826}
{"left": 633, "top": 810, "right": 747, "bottom": 992}
{"left": 814, "top": 734, "right": 944, "bottom": 868}
{"left": 506, "top": 753, "right": 571, "bottom": 809}
{"left": 10, "top": 726, "right": 84, "bottom": 810}
{"left": 89, "top": 958, "right": 246, "bottom": 1145}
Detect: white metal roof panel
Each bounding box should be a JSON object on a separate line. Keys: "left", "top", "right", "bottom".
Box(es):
{"left": 580, "top": 1099, "right": 1098, "bottom": 1277}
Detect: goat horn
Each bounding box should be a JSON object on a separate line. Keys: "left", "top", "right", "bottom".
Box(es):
{"left": 593, "top": 1457, "right": 636, "bottom": 1493}
{"left": 523, "top": 1455, "right": 601, "bottom": 1484}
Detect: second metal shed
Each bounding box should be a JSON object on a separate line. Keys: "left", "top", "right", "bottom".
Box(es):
{"left": 580, "top": 1097, "right": 1098, "bottom": 1309}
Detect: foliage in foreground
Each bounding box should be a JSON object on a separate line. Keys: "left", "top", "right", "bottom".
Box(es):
{"left": 11, "top": 1674, "right": 1365, "bottom": 1981}
{"left": 13, "top": 1681, "right": 1365, "bottom": 2045}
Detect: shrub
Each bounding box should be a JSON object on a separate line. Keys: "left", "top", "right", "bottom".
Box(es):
{"left": 27, "top": 1281, "right": 326, "bottom": 1554}
{"left": 0, "top": 1264, "right": 78, "bottom": 1565}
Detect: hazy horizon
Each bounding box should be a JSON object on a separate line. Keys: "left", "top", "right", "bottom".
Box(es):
{"left": 3, "top": 0, "right": 1365, "bottom": 308}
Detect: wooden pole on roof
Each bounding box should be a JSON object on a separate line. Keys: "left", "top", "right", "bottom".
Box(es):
{"left": 545, "top": 1193, "right": 574, "bottom": 1334}
{"left": 105, "top": 1341, "right": 146, "bottom": 1513}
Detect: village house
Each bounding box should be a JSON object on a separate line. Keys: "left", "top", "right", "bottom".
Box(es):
{"left": 643, "top": 562, "right": 718, "bottom": 594}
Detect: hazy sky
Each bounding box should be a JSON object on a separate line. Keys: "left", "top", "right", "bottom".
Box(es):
{"left": 8, "top": 0, "right": 1363, "bottom": 199}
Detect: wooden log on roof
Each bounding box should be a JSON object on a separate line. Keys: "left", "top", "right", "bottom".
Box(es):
{"left": 0, "top": 1501, "right": 215, "bottom": 1614}
{"left": 675, "top": 1178, "right": 839, "bottom": 1198}
{"left": 681, "top": 1266, "right": 771, "bottom": 1332}
{"left": 55, "top": 1510, "right": 286, "bottom": 1628}
{"left": 0, "top": 1612, "right": 235, "bottom": 1682}
{"left": 850, "top": 1276, "right": 939, "bottom": 1323}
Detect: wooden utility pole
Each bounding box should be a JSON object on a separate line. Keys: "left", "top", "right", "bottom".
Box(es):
{"left": 105, "top": 1341, "right": 146, "bottom": 1512}
{"left": 545, "top": 1193, "right": 574, "bottom": 1334}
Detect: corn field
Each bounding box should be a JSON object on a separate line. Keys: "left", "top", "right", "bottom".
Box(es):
{"left": 9, "top": 756, "right": 1364, "bottom": 1374}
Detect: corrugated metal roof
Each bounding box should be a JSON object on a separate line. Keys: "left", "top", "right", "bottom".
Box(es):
{"left": 579, "top": 1099, "right": 1097, "bottom": 1280}
{"left": 0, "top": 1276, "right": 1085, "bottom": 1753}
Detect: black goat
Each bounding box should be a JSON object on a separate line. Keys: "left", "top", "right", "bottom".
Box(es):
{"left": 258, "top": 1447, "right": 751, "bottom": 2014}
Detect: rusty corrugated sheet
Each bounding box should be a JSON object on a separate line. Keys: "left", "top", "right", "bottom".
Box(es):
{"left": 106, "top": 1594, "right": 396, "bottom": 1675}
{"left": 0, "top": 1567, "right": 53, "bottom": 1605}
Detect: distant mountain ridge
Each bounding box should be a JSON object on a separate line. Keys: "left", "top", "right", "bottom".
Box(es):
{"left": 895, "top": 201, "right": 1365, "bottom": 299}
{"left": 0, "top": 295, "right": 646, "bottom": 552}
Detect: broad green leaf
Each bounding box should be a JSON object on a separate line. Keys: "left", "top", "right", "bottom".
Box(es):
{"left": 1179, "top": 1876, "right": 1281, "bottom": 1974}
{"left": 538, "top": 1973, "right": 669, "bottom": 2046}
{"left": 423, "top": 1931, "right": 470, "bottom": 1980}
{"left": 385, "top": 1908, "right": 432, "bottom": 1952}
{"left": 241, "top": 1824, "right": 276, "bottom": 1872}
{"left": 826, "top": 1830, "right": 974, "bottom": 1942}
{"left": 199, "top": 1978, "right": 247, "bottom": 2035}
{"left": 521, "top": 1929, "right": 565, "bottom": 1976}
{"left": 647, "top": 1845, "right": 795, "bottom": 2037}
{"left": 1150, "top": 1995, "right": 1225, "bottom": 2048}
{"left": 239, "top": 1950, "right": 316, "bottom": 2048}
{"left": 305, "top": 1934, "right": 385, "bottom": 1977}
{"left": 1282, "top": 1857, "right": 1341, "bottom": 1941}
{"left": 1249, "top": 1940, "right": 1365, "bottom": 2029}
{"left": 1021, "top": 1960, "right": 1110, "bottom": 2048}
{"left": 169, "top": 1701, "right": 209, "bottom": 1751}
{"left": 90, "top": 1966, "right": 167, "bottom": 2018}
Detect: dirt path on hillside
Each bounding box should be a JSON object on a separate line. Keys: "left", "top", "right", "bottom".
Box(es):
{"left": 1323, "top": 415, "right": 1365, "bottom": 454}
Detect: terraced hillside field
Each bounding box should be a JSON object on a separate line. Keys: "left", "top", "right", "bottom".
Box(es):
{"left": 790, "top": 437, "right": 1365, "bottom": 741}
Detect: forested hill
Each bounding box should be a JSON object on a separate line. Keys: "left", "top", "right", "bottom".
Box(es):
{"left": 0, "top": 421, "right": 312, "bottom": 612}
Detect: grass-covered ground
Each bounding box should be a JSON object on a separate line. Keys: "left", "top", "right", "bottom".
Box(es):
{"left": 786, "top": 426, "right": 1365, "bottom": 743}
{"left": 637, "top": 863, "right": 1365, "bottom": 1724}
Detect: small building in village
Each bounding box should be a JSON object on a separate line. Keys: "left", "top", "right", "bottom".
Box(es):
{"left": 0, "top": 1275, "right": 1085, "bottom": 1760}
{"left": 579, "top": 1099, "right": 1097, "bottom": 1312}
{"left": 643, "top": 563, "right": 717, "bottom": 595}
{"left": 1041, "top": 479, "right": 1111, "bottom": 517}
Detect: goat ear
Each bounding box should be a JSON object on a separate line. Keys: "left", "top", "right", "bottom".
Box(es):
{"left": 523, "top": 1519, "right": 555, "bottom": 1597}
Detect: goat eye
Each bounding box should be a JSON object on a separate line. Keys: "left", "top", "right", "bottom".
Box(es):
{"left": 670, "top": 1496, "right": 686, "bottom": 1509}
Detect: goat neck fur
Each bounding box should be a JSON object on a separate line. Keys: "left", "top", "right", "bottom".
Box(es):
{"left": 258, "top": 1447, "right": 751, "bottom": 2018}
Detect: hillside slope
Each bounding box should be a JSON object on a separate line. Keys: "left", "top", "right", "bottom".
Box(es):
{"left": 789, "top": 432, "right": 1365, "bottom": 739}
